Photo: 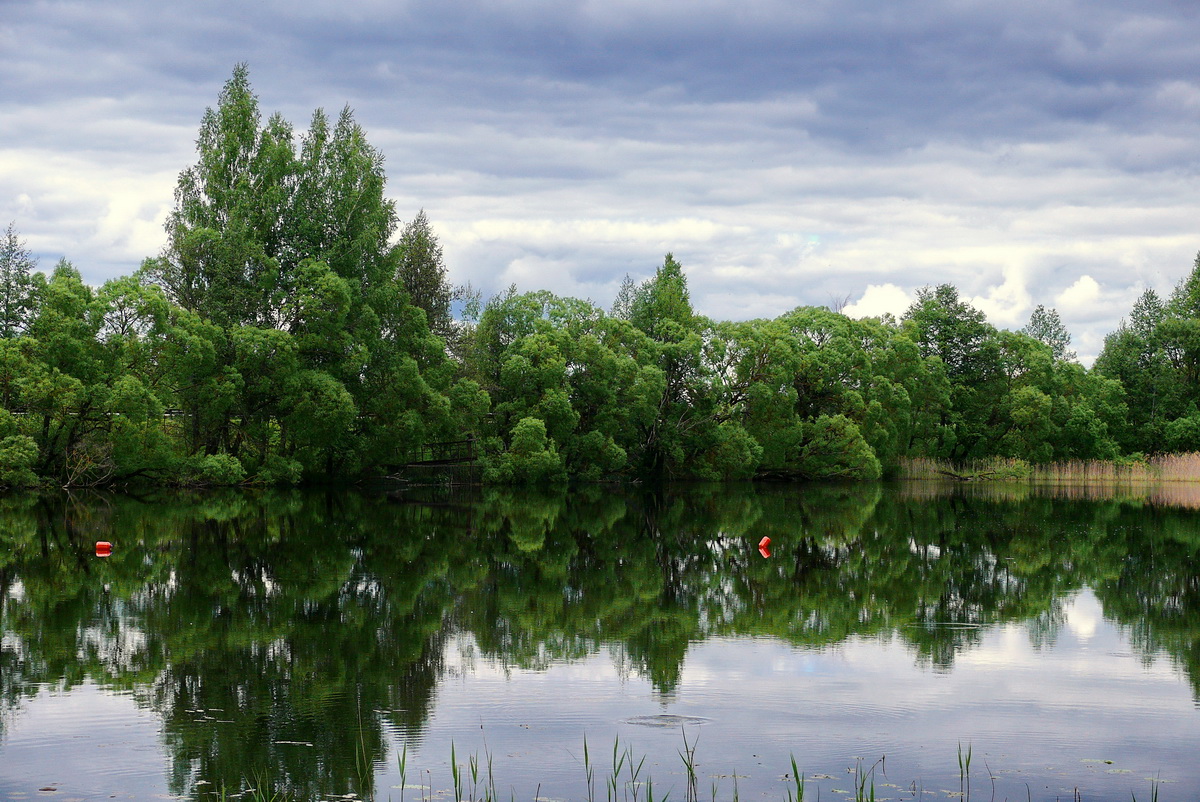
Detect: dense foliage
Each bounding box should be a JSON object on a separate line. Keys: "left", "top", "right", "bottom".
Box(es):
{"left": 0, "top": 67, "right": 1187, "bottom": 486}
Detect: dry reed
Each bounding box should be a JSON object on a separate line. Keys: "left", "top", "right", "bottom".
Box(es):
{"left": 896, "top": 452, "right": 1200, "bottom": 510}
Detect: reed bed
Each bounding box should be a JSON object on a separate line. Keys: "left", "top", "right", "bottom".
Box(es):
{"left": 896, "top": 456, "right": 1033, "bottom": 482}
{"left": 1149, "top": 451, "right": 1200, "bottom": 482}
{"left": 897, "top": 453, "right": 1200, "bottom": 509}
{"left": 222, "top": 737, "right": 1170, "bottom": 802}
{"left": 899, "top": 452, "right": 1200, "bottom": 484}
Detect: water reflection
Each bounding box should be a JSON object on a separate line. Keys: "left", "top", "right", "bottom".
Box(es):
{"left": 1, "top": 483, "right": 1199, "bottom": 798}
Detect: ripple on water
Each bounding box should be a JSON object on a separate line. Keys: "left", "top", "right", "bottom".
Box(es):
{"left": 624, "top": 714, "right": 709, "bottom": 728}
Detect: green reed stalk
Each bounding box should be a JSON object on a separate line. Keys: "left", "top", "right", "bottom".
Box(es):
{"left": 957, "top": 741, "right": 972, "bottom": 801}
{"left": 398, "top": 742, "right": 408, "bottom": 802}
{"left": 487, "top": 747, "right": 497, "bottom": 802}
{"left": 678, "top": 728, "right": 699, "bottom": 802}
{"left": 470, "top": 750, "right": 482, "bottom": 802}
{"left": 786, "top": 754, "right": 805, "bottom": 802}
{"left": 451, "top": 741, "right": 462, "bottom": 802}
{"left": 584, "top": 736, "right": 596, "bottom": 802}
{"left": 1131, "top": 773, "right": 1162, "bottom": 802}
{"left": 629, "top": 751, "right": 647, "bottom": 802}
{"left": 853, "top": 757, "right": 883, "bottom": 802}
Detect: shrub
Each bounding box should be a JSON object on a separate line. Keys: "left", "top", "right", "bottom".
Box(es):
{"left": 0, "top": 435, "right": 39, "bottom": 487}
{"left": 695, "top": 421, "right": 762, "bottom": 480}
{"left": 254, "top": 454, "right": 303, "bottom": 486}
{"left": 189, "top": 453, "right": 247, "bottom": 486}
{"left": 483, "top": 417, "right": 567, "bottom": 484}
{"left": 795, "top": 414, "right": 882, "bottom": 481}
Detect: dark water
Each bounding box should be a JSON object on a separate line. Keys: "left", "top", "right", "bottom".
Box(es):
{"left": 1, "top": 482, "right": 1199, "bottom": 801}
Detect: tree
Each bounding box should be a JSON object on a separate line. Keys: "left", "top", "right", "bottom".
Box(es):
{"left": 1131, "top": 288, "right": 1166, "bottom": 338}
{"left": 395, "top": 210, "right": 452, "bottom": 337}
{"left": 611, "top": 274, "right": 638, "bottom": 320}
{"left": 795, "top": 414, "right": 881, "bottom": 480}
{"left": 146, "top": 63, "right": 291, "bottom": 328}
{"left": 482, "top": 416, "right": 567, "bottom": 484}
{"left": 16, "top": 260, "right": 134, "bottom": 483}
{"left": 0, "top": 223, "right": 43, "bottom": 339}
{"left": 903, "top": 284, "right": 994, "bottom": 381}
{"left": 1095, "top": 283, "right": 1189, "bottom": 453}
{"left": 1021, "top": 305, "right": 1075, "bottom": 361}
{"left": 137, "top": 65, "right": 462, "bottom": 479}
{"left": 628, "top": 253, "right": 696, "bottom": 341}
{"left": 902, "top": 285, "right": 1006, "bottom": 459}
{"left": 468, "top": 289, "right": 660, "bottom": 481}
{"left": 146, "top": 64, "right": 406, "bottom": 348}
{"left": 1168, "top": 252, "right": 1200, "bottom": 319}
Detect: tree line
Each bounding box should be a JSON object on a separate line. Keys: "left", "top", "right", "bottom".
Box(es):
{"left": 0, "top": 66, "right": 1188, "bottom": 486}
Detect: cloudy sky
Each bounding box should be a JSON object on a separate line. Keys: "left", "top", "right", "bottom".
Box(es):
{"left": 5, "top": 0, "right": 1200, "bottom": 363}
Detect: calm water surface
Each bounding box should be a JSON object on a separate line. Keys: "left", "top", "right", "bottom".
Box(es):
{"left": 1, "top": 483, "right": 1199, "bottom": 801}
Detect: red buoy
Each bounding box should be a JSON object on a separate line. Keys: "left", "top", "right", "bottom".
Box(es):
{"left": 95, "top": 541, "right": 113, "bottom": 557}
{"left": 758, "top": 536, "right": 770, "bottom": 549}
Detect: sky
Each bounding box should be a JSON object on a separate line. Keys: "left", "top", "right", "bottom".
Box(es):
{"left": 4, "top": 0, "right": 1200, "bottom": 364}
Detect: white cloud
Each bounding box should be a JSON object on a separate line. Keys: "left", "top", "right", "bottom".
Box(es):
{"left": 970, "top": 266, "right": 1033, "bottom": 327}
{"left": 843, "top": 283, "right": 913, "bottom": 320}
{"left": 1055, "top": 275, "right": 1102, "bottom": 312}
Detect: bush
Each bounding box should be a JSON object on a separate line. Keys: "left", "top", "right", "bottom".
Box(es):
{"left": 988, "top": 457, "right": 1031, "bottom": 480}
{"left": 483, "top": 417, "right": 567, "bottom": 484}
{"left": 254, "top": 454, "right": 303, "bottom": 486}
{"left": 0, "top": 435, "right": 40, "bottom": 487}
{"left": 695, "top": 421, "right": 762, "bottom": 480}
{"left": 188, "top": 453, "right": 247, "bottom": 486}
{"left": 568, "top": 430, "right": 627, "bottom": 480}
{"left": 795, "top": 414, "right": 881, "bottom": 481}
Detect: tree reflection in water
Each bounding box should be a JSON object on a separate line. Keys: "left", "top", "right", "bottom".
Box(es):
{"left": 1, "top": 482, "right": 1199, "bottom": 798}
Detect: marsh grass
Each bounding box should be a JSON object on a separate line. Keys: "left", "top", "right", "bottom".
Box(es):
{"left": 898, "top": 457, "right": 1032, "bottom": 482}
{"left": 899, "top": 452, "right": 1200, "bottom": 509}
{"left": 679, "top": 728, "right": 699, "bottom": 802}
{"left": 957, "top": 742, "right": 971, "bottom": 801}
{"left": 1132, "top": 775, "right": 1163, "bottom": 802}
{"left": 219, "top": 739, "right": 1166, "bottom": 802}
{"left": 785, "top": 755, "right": 804, "bottom": 802}
{"left": 397, "top": 742, "right": 408, "bottom": 802}
{"left": 853, "top": 756, "right": 883, "bottom": 802}
{"left": 901, "top": 452, "right": 1200, "bottom": 484}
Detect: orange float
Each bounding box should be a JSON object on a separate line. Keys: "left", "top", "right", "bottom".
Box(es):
{"left": 95, "top": 541, "right": 113, "bottom": 557}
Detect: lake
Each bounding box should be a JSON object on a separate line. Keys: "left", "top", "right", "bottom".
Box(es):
{"left": 1, "top": 482, "right": 1199, "bottom": 801}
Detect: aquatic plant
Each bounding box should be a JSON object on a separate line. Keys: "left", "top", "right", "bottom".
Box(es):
{"left": 785, "top": 755, "right": 804, "bottom": 802}
{"left": 201, "top": 733, "right": 1179, "bottom": 802}
{"left": 957, "top": 741, "right": 971, "bottom": 801}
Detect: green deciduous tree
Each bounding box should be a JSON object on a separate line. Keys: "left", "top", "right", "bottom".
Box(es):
{"left": 1021, "top": 304, "right": 1075, "bottom": 361}
{"left": 135, "top": 65, "right": 467, "bottom": 481}
{"left": 1095, "top": 264, "right": 1200, "bottom": 454}
{"left": 0, "top": 223, "right": 43, "bottom": 339}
